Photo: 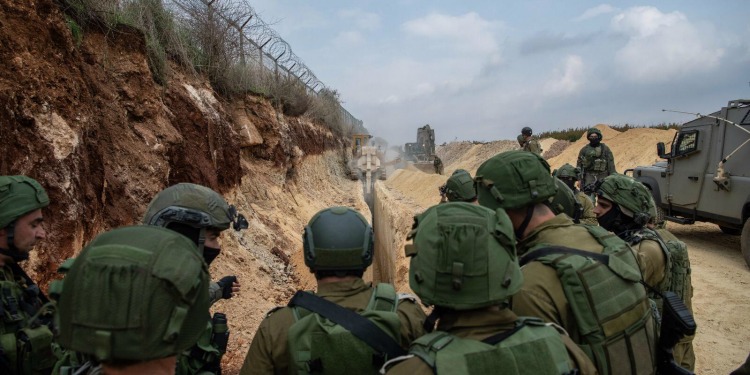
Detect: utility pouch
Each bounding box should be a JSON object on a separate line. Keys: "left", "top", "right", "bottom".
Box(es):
{"left": 0, "top": 332, "right": 17, "bottom": 371}
{"left": 17, "top": 325, "right": 55, "bottom": 374}
{"left": 592, "top": 158, "right": 606, "bottom": 172}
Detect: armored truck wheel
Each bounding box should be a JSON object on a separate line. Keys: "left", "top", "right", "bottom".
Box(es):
{"left": 742, "top": 220, "right": 750, "bottom": 267}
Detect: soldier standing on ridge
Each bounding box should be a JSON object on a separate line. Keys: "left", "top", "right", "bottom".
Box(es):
{"left": 593, "top": 174, "right": 695, "bottom": 373}
{"left": 518, "top": 126, "right": 542, "bottom": 156}
{"left": 142, "top": 183, "right": 249, "bottom": 375}
{"left": 474, "top": 151, "right": 657, "bottom": 374}
{"left": 433, "top": 156, "right": 444, "bottom": 175}
{"left": 577, "top": 127, "right": 616, "bottom": 198}
{"left": 55, "top": 226, "right": 211, "bottom": 375}
{"left": 240, "top": 206, "right": 425, "bottom": 375}
{"left": 383, "top": 202, "right": 597, "bottom": 375}
{"left": 0, "top": 176, "right": 57, "bottom": 374}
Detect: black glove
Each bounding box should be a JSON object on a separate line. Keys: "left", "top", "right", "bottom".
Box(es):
{"left": 217, "top": 276, "right": 237, "bottom": 299}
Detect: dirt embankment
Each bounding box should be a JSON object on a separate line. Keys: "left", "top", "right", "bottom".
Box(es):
{"left": 0, "top": 1, "right": 371, "bottom": 373}
{"left": 377, "top": 125, "right": 750, "bottom": 374}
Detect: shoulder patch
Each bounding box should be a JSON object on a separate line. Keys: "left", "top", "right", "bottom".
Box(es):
{"left": 264, "top": 306, "right": 284, "bottom": 318}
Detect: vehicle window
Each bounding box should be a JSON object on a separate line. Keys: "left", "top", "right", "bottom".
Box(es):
{"left": 675, "top": 131, "right": 699, "bottom": 156}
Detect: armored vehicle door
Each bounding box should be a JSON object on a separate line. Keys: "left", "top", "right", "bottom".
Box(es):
{"left": 666, "top": 125, "right": 711, "bottom": 208}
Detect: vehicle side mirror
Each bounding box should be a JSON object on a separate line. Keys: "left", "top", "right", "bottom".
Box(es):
{"left": 657, "top": 142, "right": 670, "bottom": 159}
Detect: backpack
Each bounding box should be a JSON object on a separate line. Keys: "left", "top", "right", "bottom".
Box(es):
{"left": 629, "top": 228, "right": 693, "bottom": 311}
{"left": 520, "top": 225, "right": 657, "bottom": 375}
{"left": 405, "top": 317, "right": 575, "bottom": 375}
{"left": 287, "top": 283, "right": 402, "bottom": 374}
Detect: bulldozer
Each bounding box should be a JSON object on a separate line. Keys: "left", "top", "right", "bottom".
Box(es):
{"left": 349, "top": 134, "right": 386, "bottom": 193}
{"left": 404, "top": 124, "right": 439, "bottom": 173}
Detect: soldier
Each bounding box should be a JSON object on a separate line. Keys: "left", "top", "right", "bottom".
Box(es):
{"left": 553, "top": 163, "right": 597, "bottom": 225}
{"left": 440, "top": 169, "right": 477, "bottom": 204}
{"left": 55, "top": 225, "right": 211, "bottom": 375}
{"left": 142, "top": 183, "right": 249, "bottom": 374}
{"left": 0, "top": 176, "right": 57, "bottom": 374}
{"left": 240, "top": 206, "right": 426, "bottom": 375}
{"left": 577, "top": 127, "right": 616, "bottom": 197}
{"left": 384, "top": 202, "right": 597, "bottom": 374}
{"left": 594, "top": 174, "right": 695, "bottom": 372}
{"left": 518, "top": 126, "right": 542, "bottom": 156}
{"left": 474, "top": 151, "right": 657, "bottom": 375}
{"left": 433, "top": 156, "right": 444, "bottom": 175}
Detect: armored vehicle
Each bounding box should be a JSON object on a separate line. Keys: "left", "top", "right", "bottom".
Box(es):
{"left": 404, "top": 124, "right": 437, "bottom": 173}
{"left": 630, "top": 99, "right": 750, "bottom": 266}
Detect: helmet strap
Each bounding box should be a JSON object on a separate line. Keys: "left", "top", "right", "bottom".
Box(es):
{"left": 423, "top": 306, "right": 447, "bottom": 333}
{"left": 514, "top": 206, "right": 535, "bottom": 240}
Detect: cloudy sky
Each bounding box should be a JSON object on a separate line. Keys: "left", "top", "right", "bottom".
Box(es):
{"left": 247, "top": 1, "right": 750, "bottom": 145}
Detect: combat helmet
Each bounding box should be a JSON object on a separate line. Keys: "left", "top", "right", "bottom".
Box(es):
{"left": 553, "top": 163, "right": 579, "bottom": 181}
{"left": 0, "top": 175, "right": 49, "bottom": 260}
{"left": 406, "top": 202, "right": 523, "bottom": 310}
{"left": 56, "top": 225, "right": 210, "bottom": 363}
{"left": 547, "top": 177, "right": 583, "bottom": 223}
{"left": 597, "top": 174, "right": 652, "bottom": 226}
{"left": 142, "top": 183, "right": 247, "bottom": 262}
{"left": 444, "top": 169, "right": 476, "bottom": 202}
{"left": 474, "top": 150, "right": 558, "bottom": 210}
{"left": 587, "top": 127, "right": 603, "bottom": 140}
{"left": 303, "top": 206, "right": 373, "bottom": 277}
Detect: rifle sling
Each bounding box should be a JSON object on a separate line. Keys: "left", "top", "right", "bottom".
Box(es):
{"left": 288, "top": 291, "right": 406, "bottom": 359}
{"left": 520, "top": 246, "right": 610, "bottom": 267}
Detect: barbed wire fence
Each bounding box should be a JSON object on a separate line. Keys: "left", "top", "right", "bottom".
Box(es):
{"left": 167, "top": 0, "right": 364, "bottom": 133}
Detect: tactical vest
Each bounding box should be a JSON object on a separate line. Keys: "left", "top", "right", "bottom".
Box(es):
{"left": 287, "top": 283, "right": 402, "bottom": 374}
{"left": 0, "top": 265, "right": 55, "bottom": 375}
{"left": 405, "top": 317, "right": 574, "bottom": 375}
{"left": 176, "top": 318, "right": 225, "bottom": 375}
{"left": 582, "top": 145, "right": 607, "bottom": 172}
{"left": 520, "top": 225, "right": 657, "bottom": 375}
{"left": 628, "top": 229, "right": 692, "bottom": 312}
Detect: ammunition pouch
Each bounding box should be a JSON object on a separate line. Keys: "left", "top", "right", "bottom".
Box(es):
{"left": 17, "top": 325, "right": 55, "bottom": 374}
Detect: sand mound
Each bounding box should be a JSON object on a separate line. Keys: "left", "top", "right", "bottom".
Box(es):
{"left": 436, "top": 140, "right": 519, "bottom": 175}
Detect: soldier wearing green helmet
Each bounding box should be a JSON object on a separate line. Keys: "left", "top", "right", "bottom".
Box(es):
{"left": 439, "top": 169, "right": 477, "bottom": 203}
{"left": 0, "top": 175, "right": 57, "bottom": 374}
{"left": 383, "top": 202, "right": 596, "bottom": 375}
{"left": 552, "top": 163, "right": 597, "bottom": 225}
{"left": 474, "top": 151, "right": 657, "bottom": 374}
{"left": 594, "top": 174, "right": 695, "bottom": 371}
{"left": 240, "top": 206, "right": 425, "bottom": 375}
{"left": 55, "top": 225, "right": 211, "bottom": 375}
{"left": 576, "top": 127, "right": 616, "bottom": 196}
{"left": 142, "top": 183, "right": 248, "bottom": 375}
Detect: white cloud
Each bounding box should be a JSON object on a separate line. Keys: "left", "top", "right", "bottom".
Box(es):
{"left": 338, "top": 9, "right": 380, "bottom": 30}
{"left": 611, "top": 6, "right": 725, "bottom": 82}
{"left": 402, "top": 12, "right": 500, "bottom": 54}
{"left": 544, "top": 55, "right": 585, "bottom": 95}
{"left": 333, "top": 31, "right": 364, "bottom": 46}
{"left": 574, "top": 4, "right": 617, "bottom": 22}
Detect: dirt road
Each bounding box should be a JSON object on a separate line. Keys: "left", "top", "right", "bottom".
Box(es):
{"left": 670, "top": 221, "right": 750, "bottom": 374}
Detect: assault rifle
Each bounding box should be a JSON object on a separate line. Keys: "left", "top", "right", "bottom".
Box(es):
{"left": 657, "top": 291, "right": 697, "bottom": 375}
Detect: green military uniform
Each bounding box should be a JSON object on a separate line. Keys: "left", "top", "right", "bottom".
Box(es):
{"left": 596, "top": 174, "right": 695, "bottom": 373}
{"left": 577, "top": 128, "right": 616, "bottom": 188}
{"left": 0, "top": 176, "right": 56, "bottom": 375}
{"left": 385, "top": 202, "right": 596, "bottom": 375}
{"left": 142, "top": 183, "right": 248, "bottom": 375}
{"left": 576, "top": 190, "right": 597, "bottom": 225}
{"left": 241, "top": 279, "right": 425, "bottom": 375}
{"left": 522, "top": 138, "right": 543, "bottom": 156}
{"left": 386, "top": 308, "right": 596, "bottom": 375}
{"left": 474, "top": 151, "right": 656, "bottom": 375}
{"left": 433, "top": 157, "right": 444, "bottom": 175}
